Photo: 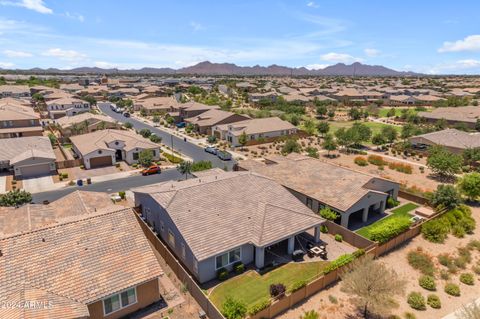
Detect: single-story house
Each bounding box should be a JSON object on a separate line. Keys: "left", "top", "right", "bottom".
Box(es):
{"left": 418, "top": 106, "right": 480, "bottom": 129}
{"left": 0, "top": 136, "right": 56, "bottom": 178}
{"left": 176, "top": 101, "right": 220, "bottom": 119}
{"left": 409, "top": 129, "right": 480, "bottom": 154}
{"left": 237, "top": 154, "right": 399, "bottom": 229}
{"left": 70, "top": 129, "right": 160, "bottom": 169}
{"left": 0, "top": 191, "right": 164, "bottom": 319}
{"left": 133, "top": 96, "right": 179, "bottom": 114}
{"left": 184, "top": 109, "right": 249, "bottom": 135}
{"left": 213, "top": 117, "right": 298, "bottom": 146}
{"left": 56, "top": 112, "right": 119, "bottom": 136}
{"left": 388, "top": 95, "right": 417, "bottom": 105}
{"left": 133, "top": 170, "right": 325, "bottom": 283}
{"left": 248, "top": 92, "right": 278, "bottom": 104}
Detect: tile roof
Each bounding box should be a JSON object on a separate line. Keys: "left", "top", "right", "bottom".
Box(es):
{"left": 0, "top": 207, "right": 163, "bottom": 315}
{"left": 185, "top": 109, "right": 245, "bottom": 127}
{"left": 133, "top": 171, "right": 324, "bottom": 261}
{"left": 215, "top": 117, "right": 296, "bottom": 136}
{"left": 411, "top": 128, "right": 480, "bottom": 149}
{"left": 419, "top": 106, "right": 480, "bottom": 124}
{"left": 0, "top": 100, "right": 39, "bottom": 121}
{"left": 69, "top": 129, "right": 158, "bottom": 155}
{"left": 0, "top": 137, "right": 55, "bottom": 164}
{"left": 56, "top": 112, "right": 116, "bottom": 129}
{"left": 238, "top": 154, "right": 391, "bottom": 212}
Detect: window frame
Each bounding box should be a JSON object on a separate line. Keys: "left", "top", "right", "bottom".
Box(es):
{"left": 215, "top": 247, "right": 242, "bottom": 270}
{"left": 102, "top": 286, "right": 137, "bottom": 316}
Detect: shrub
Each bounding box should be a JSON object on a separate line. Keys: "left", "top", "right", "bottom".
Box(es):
{"left": 354, "top": 156, "right": 368, "bottom": 166}
{"left": 328, "top": 295, "right": 338, "bottom": 304}
{"left": 387, "top": 197, "right": 400, "bottom": 208}
{"left": 388, "top": 162, "right": 413, "bottom": 174}
{"left": 367, "top": 154, "right": 388, "bottom": 166}
{"left": 269, "top": 283, "right": 286, "bottom": 298}
{"left": 418, "top": 275, "right": 436, "bottom": 291}
{"left": 437, "top": 253, "right": 453, "bottom": 267}
{"left": 427, "top": 294, "right": 441, "bottom": 309}
{"left": 323, "top": 253, "right": 355, "bottom": 274}
{"left": 407, "top": 248, "right": 435, "bottom": 276}
{"left": 289, "top": 280, "right": 307, "bottom": 293}
{"left": 233, "top": 262, "right": 245, "bottom": 274}
{"left": 440, "top": 270, "right": 450, "bottom": 280}
{"left": 139, "top": 128, "right": 152, "bottom": 138}
{"left": 118, "top": 191, "right": 126, "bottom": 199}
{"left": 467, "top": 239, "right": 480, "bottom": 251}
{"left": 444, "top": 283, "right": 460, "bottom": 296}
{"left": 404, "top": 313, "right": 416, "bottom": 319}
{"left": 334, "top": 234, "right": 343, "bottom": 242}
{"left": 0, "top": 189, "right": 32, "bottom": 207}
{"left": 301, "top": 310, "right": 319, "bottom": 319}
{"left": 191, "top": 160, "right": 213, "bottom": 172}
{"left": 247, "top": 298, "right": 270, "bottom": 316}
{"left": 149, "top": 134, "right": 162, "bottom": 143}
{"left": 319, "top": 208, "right": 339, "bottom": 221}
{"left": 421, "top": 218, "right": 450, "bottom": 243}
{"left": 407, "top": 292, "right": 426, "bottom": 310}
{"left": 473, "top": 265, "right": 480, "bottom": 275}
{"left": 217, "top": 268, "right": 228, "bottom": 281}
{"left": 163, "top": 152, "right": 183, "bottom": 164}
{"left": 368, "top": 217, "right": 411, "bottom": 243}
{"left": 221, "top": 296, "right": 247, "bottom": 319}
{"left": 320, "top": 225, "right": 328, "bottom": 233}
{"left": 459, "top": 273, "right": 475, "bottom": 285}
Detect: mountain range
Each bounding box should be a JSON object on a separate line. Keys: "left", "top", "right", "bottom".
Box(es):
{"left": 3, "top": 61, "right": 419, "bottom": 76}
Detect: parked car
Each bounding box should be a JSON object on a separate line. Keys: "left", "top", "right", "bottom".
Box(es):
{"left": 217, "top": 150, "right": 232, "bottom": 161}
{"left": 176, "top": 122, "right": 186, "bottom": 128}
{"left": 204, "top": 146, "right": 218, "bottom": 155}
{"left": 123, "top": 112, "right": 131, "bottom": 117}
{"left": 141, "top": 165, "right": 161, "bottom": 176}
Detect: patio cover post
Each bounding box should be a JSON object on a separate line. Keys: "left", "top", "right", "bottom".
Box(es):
{"left": 380, "top": 200, "right": 386, "bottom": 213}
{"left": 314, "top": 226, "right": 321, "bottom": 243}
{"left": 287, "top": 236, "right": 295, "bottom": 254}
{"left": 255, "top": 246, "right": 265, "bottom": 269}
{"left": 362, "top": 207, "right": 369, "bottom": 222}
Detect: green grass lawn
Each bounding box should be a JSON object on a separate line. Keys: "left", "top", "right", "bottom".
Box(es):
{"left": 62, "top": 143, "right": 72, "bottom": 149}
{"left": 209, "top": 261, "right": 329, "bottom": 310}
{"left": 377, "top": 108, "right": 406, "bottom": 118}
{"left": 356, "top": 202, "right": 419, "bottom": 239}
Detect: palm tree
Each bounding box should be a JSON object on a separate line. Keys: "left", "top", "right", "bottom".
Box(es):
{"left": 177, "top": 161, "right": 192, "bottom": 180}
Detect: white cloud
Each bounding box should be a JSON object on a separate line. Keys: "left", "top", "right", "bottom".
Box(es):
{"left": 305, "top": 63, "right": 329, "bottom": 70}
{"left": 3, "top": 49, "right": 32, "bottom": 57}
{"left": 42, "top": 48, "right": 87, "bottom": 61}
{"left": 0, "top": 0, "right": 53, "bottom": 14}
{"left": 364, "top": 48, "right": 380, "bottom": 57}
{"left": 427, "top": 59, "right": 480, "bottom": 74}
{"left": 94, "top": 61, "right": 119, "bottom": 69}
{"left": 320, "top": 52, "right": 363, "bottom": 63}
{"left": 189, "top": 21, "right": 204, "bottom": 32}
{"left": 64, "top": 12, "right": 85, "bottom": 22}
{"left": 306, "top": 1, "right": 319, "bottom": 8}
{"left": 438, "top": 35, "right": 480, "bottom": 53}
{"left": 0, "top": 62, "right": 14, "bottom": 68}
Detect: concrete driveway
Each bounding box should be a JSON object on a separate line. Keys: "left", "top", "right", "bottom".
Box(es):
{"left": 0, "top": 175, "right": 6, "bottom": 194}
{"left": 22, "top": 175, "right": 55, "bottom": 193}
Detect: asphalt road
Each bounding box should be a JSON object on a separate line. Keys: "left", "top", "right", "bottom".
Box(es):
{"left": 32, "top": 168, "right": 184, "bottom": 203}
{"left": 98, "top": 104, "right": 235, "bottom": 170}
{"left": 32, "top": 106, "right": 235, "bottom": 203}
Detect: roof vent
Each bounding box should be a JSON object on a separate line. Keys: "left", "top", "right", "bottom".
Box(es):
{"left": 0, "top": 250, "right": 3, "bottom": 257}
{"left": 42, "top": 238, "right": 45, "bottom": 242}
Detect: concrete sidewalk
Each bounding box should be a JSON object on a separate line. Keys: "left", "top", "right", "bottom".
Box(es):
{"left": 442, "top": 297, "right": 480, "bottom": 319}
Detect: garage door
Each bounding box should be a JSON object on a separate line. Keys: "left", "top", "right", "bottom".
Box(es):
{"left": 19, "top": 163, "right": 52, "bottom": 178}
{"left": 89, "top": 156, "right": 112, "bottom": 168}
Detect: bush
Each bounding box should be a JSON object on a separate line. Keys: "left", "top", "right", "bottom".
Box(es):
{"left": 328, "top": 295, "right": 338, "bottom": 304}
{"left": 139, "top": 128, "right": 152, "bottom": 138}
{"left": 388, "top": 162, "right": 413, "bottom": 174}
{"left": 233, "top": 262, "right": 245, "bottom": 274}
{"left": 407, "top": 248, "right": 435, "bottom": 276}
{"left": 319, "top": 207, "right": 339, "bottom": 221}
{"left": 118, "top": 191, "right": 126, "bottom": 199}
{"left": 323, "top": 253, "right": 356, "bottom": 274}
{"left": 407, "top": 292, "right": 426, "bottom": 310}
{"left": 437, "top": 253, "right": 453, "bottom": 267}
{"left": 149, "top": 134, "right": 162, "bottom": 143}
{"left": 191, "top": 160, "right": 213, "bottom": 172}
{"left": 418, "top": 275, "right": 436, "bottom": 291}
{"left": 163, "top": 152, "right": 183, "bottom": 164}
{"left": 387, "top": 197, "right": 400, "bottom": 208}
{"left": 459, "top": 273, "right": 475, "bottom": 285}
{"left": 320, "top": 225, "right": 328, "bottom": 233}
{"left": 427, "top": 294, "right": 441, "bottom": 309}
{"left": 269, "top": 283, "right": 286, "bottom": 298}
{"left": 444, "top": 283, "right": 460, "bottom": 296}
{"left": 421, "top": 219, "right": 450, "bottom": 243}
{"left": 334, "top": 234, "right": 343, "bottom": 242}
{"left": 404, "top": 312, "right": 416, "bottom": 319}
{"left": 0, "top": 189, "right": 32, "bottom": 207}
{"left": 289, "top": 280, "right": 307, "bottom": 293}
{"left": 423, "top": 206, "right": 477, "bottom": 243}
{"left": 368, "top": 217, "right": 411, "bottom": 243}
{"left": 217, "top": 268, "right": 228, "bottom": 281}
{"left": 221, "top": 296, "right": 247, "bottom": 319}
{"left": 247, "top": 298, "right": 270, "bottom": 316}
{"left": 354, "top": 156, "right": 368, "bottom": 166}
{"left": 367, "top": 154, "right": 388, "bottom": 166}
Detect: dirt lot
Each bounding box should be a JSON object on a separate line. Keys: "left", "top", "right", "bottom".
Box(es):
{"left": 277, "top": 206, "right": 480, "bottom": 319}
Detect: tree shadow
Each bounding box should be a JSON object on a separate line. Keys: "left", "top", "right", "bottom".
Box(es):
{"left": 426, "top": 173, "right": 457, "bottom": 184}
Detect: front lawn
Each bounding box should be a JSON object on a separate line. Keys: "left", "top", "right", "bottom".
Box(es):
{"left": 209, "top": 261, "right": 329, "bottom": 310}
{"left": 356, "top": 202, "right": 419, "bottom": 239}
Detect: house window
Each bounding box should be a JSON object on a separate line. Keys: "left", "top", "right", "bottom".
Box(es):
{"left": 306, "top": 197, "right": 313, "bottom": 209}
{"left": 168, "top": 229, "right": 175, "bottom": 247}
{"left": 103, "top": 287, "right": 137, "bottom": 315}
{"left": 133, "top": 152, "right": 139, "bottom": 160}
{"left": 215, "top": 248, "right": 241, "bottom": 269}
{"left": 181, "top": 243, "right": 186, "bottom": 259}
{"left": 152, "top": 150, "right": 156, "bottom": 157}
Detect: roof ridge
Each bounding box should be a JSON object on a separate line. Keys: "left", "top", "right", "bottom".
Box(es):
{"left": 264, "top": 202, "right": 324, "bottom": 220}
{"left": 0, "top": 207, "right": 132, "bottom": 241}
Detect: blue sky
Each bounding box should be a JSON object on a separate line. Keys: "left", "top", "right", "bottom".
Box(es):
{"left": 0, "top": 0, "right": 479, "bottom": 74}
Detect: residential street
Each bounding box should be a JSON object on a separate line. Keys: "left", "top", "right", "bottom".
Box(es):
{"left": 31, "top": 167, "right": 184, "bottom": 203}
{"left": 98, "top": 104, "right": 235, "bottom": 170}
